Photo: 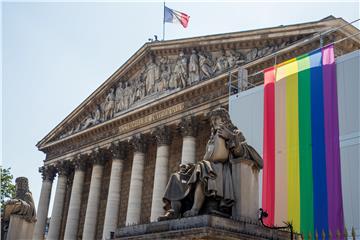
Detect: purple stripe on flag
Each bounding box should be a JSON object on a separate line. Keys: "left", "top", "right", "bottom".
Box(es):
{"left": 322, "top": 44, "right": 344, "bottom": 234}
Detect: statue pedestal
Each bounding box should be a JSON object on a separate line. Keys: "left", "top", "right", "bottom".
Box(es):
{"left": 231, "top": 158, "right": 260, "bottom": 221}
{"left": 115, "top": 215, "right": 292, "bottom": 239}
{"left": 6, "top": 215, "right": 35, "bottom": 240}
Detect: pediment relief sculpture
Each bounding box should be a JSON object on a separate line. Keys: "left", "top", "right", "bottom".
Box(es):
{"left": 58, "top": 40, "right": 293, "bottom": 140}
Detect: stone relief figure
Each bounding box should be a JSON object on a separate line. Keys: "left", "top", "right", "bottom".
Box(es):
{"left": 81, "top": 105, "right": 101, "bottom": 130}
{"left": 115, "top": 82, "right": 125, "bottom": 112}
{"left": 159, "top": 57, "right": 171, "bottom": 91}
{"left": 123, "top": 82, "right": 131, "bottom": 110}
{"left": 188, "top": 49, "right": 200, "bottom": 85}
{"left": 128, "top": 82, "right": 135, "bottom": 107}
{"left": 214, "top": 49, "right": 229, "bottom": 73}
{"left": 2, "top": 177, "right": 36, "bottom": 223}
{"left": 103, "top": 88, "right": 115, "bottom": 120}
{"left": 172, "top": 51, "right": 188, "bottom": 89}
{"left": 144, "top": 55, "right": 160, "bottom": 95}
{"left": 134, "top": 76, "right": 145, "bottom": 102}
{"left": 199, "top": 52, "right": 214, "bottom": 80}
{"left": 160, "top": 107, "right": 263, "bottom": 220}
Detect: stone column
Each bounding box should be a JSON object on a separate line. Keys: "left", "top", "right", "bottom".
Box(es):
{"left": 150, "top": 126, "right": 172, "bottom": 222}
{"left": 82, "top": 148, "right": 107, "bottom": 240}
{"left": 63, "top": 155, "right": 88, "bottom": 240}
{"left": 47, "top": 160, "right": 72, "bottom": 240}
{"left": 102, "top": 141, "right": 126, "bottom": 239}
{"left": 231, "top": 158, "right": 261, "bottom": 221}
{"left": 126, "top": 134, "right": 147, "bottom": 225}
{"left": 179, "top": 116, "right": 198, "bottom": 164}
{"left": 33, "top": 165, "right": 56, "bottom": 240}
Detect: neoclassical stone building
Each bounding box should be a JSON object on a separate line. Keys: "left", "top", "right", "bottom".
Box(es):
{"left": 33, "top": 16, "right": 359, "bottom": 239}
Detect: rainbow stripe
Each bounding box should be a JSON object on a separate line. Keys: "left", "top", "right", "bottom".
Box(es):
{"left": 262, "top": 45, "right": 344, "bottom": 237}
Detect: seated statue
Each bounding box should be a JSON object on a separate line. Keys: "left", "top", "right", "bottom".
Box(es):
{"left": 159, "top": 107, "right": 263, "bottom": 220}
{"left": 2, "top": 177, "right": 36, "bottom": 223}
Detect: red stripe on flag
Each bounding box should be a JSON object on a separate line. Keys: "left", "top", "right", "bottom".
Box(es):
{"left": 263, "top": 66, "right": 276, "bottom": 225}
{"left": 180, "top": 13, "right": 190, "bottom": 28}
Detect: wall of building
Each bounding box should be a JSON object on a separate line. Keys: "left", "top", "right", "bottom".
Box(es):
{"left": 336, "top": 50, "right": 359, "bottom": 237}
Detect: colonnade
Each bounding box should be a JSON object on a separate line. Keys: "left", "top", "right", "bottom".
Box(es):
{"left": 33, "top": 117, "right": 198, "bottom": 240}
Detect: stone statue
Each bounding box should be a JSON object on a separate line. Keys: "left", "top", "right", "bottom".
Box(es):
{"left": 172, "top": 51, "right": 188, "bottom": 89}
{"left": 134, "top": 77, "right": 145, "bottom": 102}
{"left": 123, "top": 82, "right": 130, "bottom": 110}
{"left": 145, "top": 56, "right": 160, "bottom": 95}
{"left": 81, "top": 105, "right": 101, "bottom": 129}
{"left": 214, "top": 49, "right": 229, "bottom": 73}
{"left": 103, "top": 88, "right": 115, "bottom": 120}
{"left": 159, "top": 57, "right": 171, "bottom": 91}
{"left": 160, "top": 107, "right": 263, "bottom": 220}
{"left": 3, "top": 177, "right": 36, "bottom": 223}
{"left": 128, "top": 82, "right": 135, "bottom": 106}
{"left": 188, "top": 50, "right": 200, "bottom": 85}
{"left": 115, "top": 82, "right": 125, "bottom": 112}
{"left": 199, "top": 52, "right": 214, "bottom": 80}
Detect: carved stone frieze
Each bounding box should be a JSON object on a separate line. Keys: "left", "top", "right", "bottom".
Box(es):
{"left": 57, "top": 39, "right": 296, "bottom": 140}
{"left": 178, "top": 116, "right": 199, "bottom": 137}
{"left": 152, "top": 126, "right": 172, "bottom": 146}
{"left": 129, "top": 133, "right": 147, "bottom": 153}
{"left": 39, "top": 165, "right": 56, "bottom": 182}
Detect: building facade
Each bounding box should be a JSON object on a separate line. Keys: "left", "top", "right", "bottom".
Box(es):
{"left": 34, "top": 16, "right": 359, "bottom": 239}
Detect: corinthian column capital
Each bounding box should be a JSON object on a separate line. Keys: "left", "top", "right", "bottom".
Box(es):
{"left": 91, "top": 148, "right": 108, "bottom": 166}
{"left": 129, "top": 133, "right": 147, "bottom": 153}
{"left": 109, "top": 141, "right": 127, "bottom": 160}
{"left": 74, "top": 154, "right": 89, "bottom": 171}
{"left": 152, "top": 126, "right": 172, "bottom": 146}
{"left": 178, "top": 116, "right": 198, "bottom": 137}
{"left": 55, "top": 160, "right": 73, "bottom": 177}
{"left": 39, "top": 165, "right": 56, "bottom": 182}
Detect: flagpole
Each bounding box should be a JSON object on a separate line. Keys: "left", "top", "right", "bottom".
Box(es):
{"left": 163, "top": 2, "right": 165, "bottom": 40}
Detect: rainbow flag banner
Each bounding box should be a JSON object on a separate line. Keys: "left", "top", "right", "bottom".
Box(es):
{"left": 262, "top": 45, "right": 344, "bottom": 237}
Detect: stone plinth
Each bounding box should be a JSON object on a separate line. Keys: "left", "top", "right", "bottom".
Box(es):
{"left": 6, "top": 215, "right": 35, "bottom": 240}
{"left": 115, "top": 215, "right": 291, "bottom": 240}
{"left": 231, "top": 157, "right": 260, "bottom": 221}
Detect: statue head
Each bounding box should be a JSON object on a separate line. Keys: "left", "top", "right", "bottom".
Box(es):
{"left": 208, "top": 107, "right": 237, "bottom": 132}
{"left": 15, "top": 177, "right": 29, "bottom": 198}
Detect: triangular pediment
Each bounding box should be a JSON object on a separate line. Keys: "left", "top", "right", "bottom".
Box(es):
{"left": 37, "top": 16, "right": 360, "bottom": 152}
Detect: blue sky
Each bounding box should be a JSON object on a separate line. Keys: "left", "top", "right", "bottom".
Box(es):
{"left": 2, "top": 1, "right": 359, "bottom": 216}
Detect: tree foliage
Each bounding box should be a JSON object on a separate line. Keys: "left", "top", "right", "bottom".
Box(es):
{"left": 1, "top": 167, "right": 16, "bottom": 209}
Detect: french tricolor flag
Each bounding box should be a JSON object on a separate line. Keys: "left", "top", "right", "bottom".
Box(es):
{"left": 164, "top": 6, "right": 190, "bottom": 28}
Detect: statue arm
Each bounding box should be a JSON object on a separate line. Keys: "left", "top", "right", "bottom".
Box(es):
{"left": 227, "top": 130, "right": 246, "bottom": 158}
